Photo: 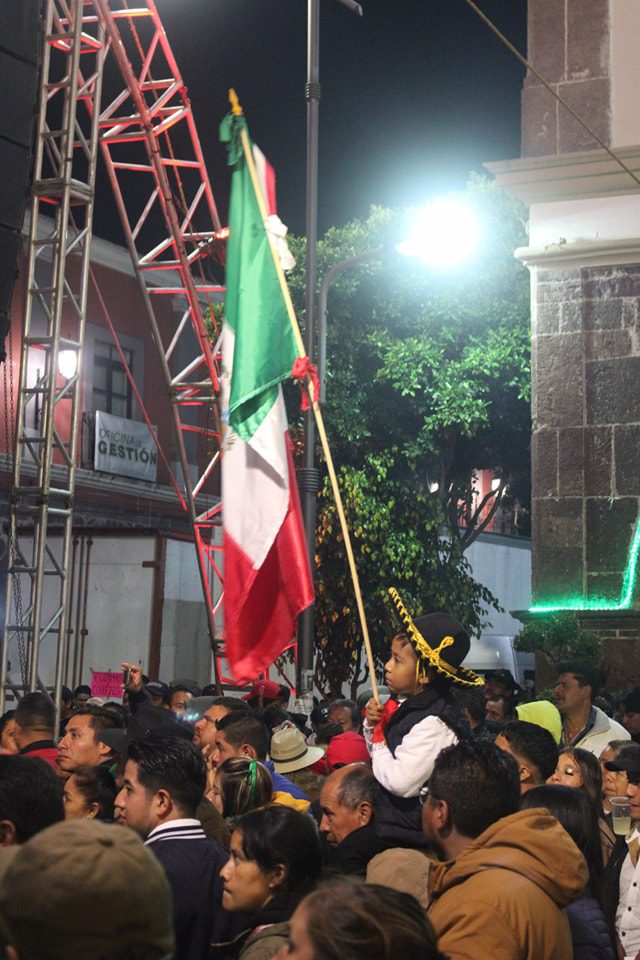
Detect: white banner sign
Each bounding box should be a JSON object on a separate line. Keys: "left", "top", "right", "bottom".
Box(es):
{"left": 95, "top": 411, "right": 158, "bottom": 482}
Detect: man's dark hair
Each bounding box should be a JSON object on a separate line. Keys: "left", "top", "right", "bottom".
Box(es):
{"left": 211, "top": 696, "right": 250, "bottom": 715}
{"left": 555, "top": 660, "right": 602, "bottom": 699}
{"left": 127, "top": 737, "right": 206, "bottom": 816}
{"left": 622, "top": 688, "right": 640, "bottom": 714}
{"left": 216, "top": 713, "right": 269, "bottom": 760}
{"left": 101, "top": 701, "right": 129, "bottom": 728}
{"left": 335, "top": 764, "right": 378, "bottom": 810}
{"left": 328, "top": 699, "right": 360, "bottom": 730}
{"left": 261, "top": 705, "right": 290, "bottom": 734}
{"left": 73, "top": 684, "right": 92, "bottom": 698}
{"left": 0, "top": 755, "right": 64, "bottom": 842}
{"left": 72, "top": 703, "right": 125, "bottom": 735}
{"left": 169, "top": 681, "right": 201, "bottom": 698}
{"left": 486, "top": 695, "right": 517, "bottom": 721}
{"left": 429, "top": 740, "right": 521, "bottom": 839}
{"left": 60, "top": 686, "right": 73, "bottom": 705}
{"left": 453, "top": 688, "right": 487, "bottom": 725}
{"left": 499, "top": 720, "right": 558, "bottom": 783}
{"left": 15, "top": 693, "right": 55, "bottom": 735}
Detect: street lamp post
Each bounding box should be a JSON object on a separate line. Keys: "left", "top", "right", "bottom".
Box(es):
{"left": 297, "top": 0, "right": 363, "bottom": 702}
{"left": 317, "top": 246, "right": 383, "bottom": 403}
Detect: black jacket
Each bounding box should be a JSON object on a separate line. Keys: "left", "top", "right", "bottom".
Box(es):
{"left": 567, "top": 891, "right": 615, "bottom": 960}
{"left": 146, "top": 820, "right": 230, "bottom": 960}
{"left": 322, "top": 822, "right": 390, "bottom": 877}
{"left": 374, "top": 686, "right": 469, "bottom": 846}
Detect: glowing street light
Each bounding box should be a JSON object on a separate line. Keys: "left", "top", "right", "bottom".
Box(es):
{"left": 396, "top": 197, "right": 480, "bottom": 268}
{"left": 318, "top": 197, "right": 481, "bottom": 400}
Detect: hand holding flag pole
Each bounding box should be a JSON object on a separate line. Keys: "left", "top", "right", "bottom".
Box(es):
{"left": 228, "top": 89, "right": 379, "bottom": 703}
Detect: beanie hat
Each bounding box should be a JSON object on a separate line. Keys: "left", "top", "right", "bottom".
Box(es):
{"left": 0, "top": 819, "right": 174, "bottom": 960}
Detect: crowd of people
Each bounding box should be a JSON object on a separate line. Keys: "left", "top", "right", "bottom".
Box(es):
{"left": 2, "top": 598, "right": 640, "bottom": 960}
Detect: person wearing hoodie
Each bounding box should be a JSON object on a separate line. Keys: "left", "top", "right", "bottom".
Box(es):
{"left": 423, "top": 739, "right": 588, "bottom": 960}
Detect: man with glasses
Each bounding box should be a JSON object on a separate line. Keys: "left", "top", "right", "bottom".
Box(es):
{"left": 423, "top": 739, "right": 588, "bottom": 959}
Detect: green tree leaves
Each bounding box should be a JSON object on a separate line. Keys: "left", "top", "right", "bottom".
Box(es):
{"left": 286, "top": 176, "right": 531, "bottom": 694}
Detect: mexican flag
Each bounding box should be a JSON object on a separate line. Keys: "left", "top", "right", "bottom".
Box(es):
{"left": 219, "top": 112, "right": 314, "bottom": 681}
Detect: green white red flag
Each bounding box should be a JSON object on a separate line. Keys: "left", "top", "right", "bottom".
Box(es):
{"left": 219, "top": 111, "right": 314, "bottom": 681}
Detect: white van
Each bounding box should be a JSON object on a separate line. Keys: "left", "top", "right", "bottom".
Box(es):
{"left": 465, "top": 634, "right": 534, "bottom": 688}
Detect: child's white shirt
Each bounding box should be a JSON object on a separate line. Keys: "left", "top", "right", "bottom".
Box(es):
{"left": 363, "top": 714, "right": 458, "bottom": 798}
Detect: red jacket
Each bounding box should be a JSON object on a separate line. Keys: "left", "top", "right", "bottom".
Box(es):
{"left": 20, "top": 740, "right": 59, "bottom": 770}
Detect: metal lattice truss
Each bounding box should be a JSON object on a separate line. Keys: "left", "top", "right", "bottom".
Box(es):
{"left": 1, "top": 0, "right": 107, "bottom": 709}
{"left": 2, "top": 0, "right": 227, "bottom": 710}
{"left": 91, "top": 0, "right": 226, "bottom": 679}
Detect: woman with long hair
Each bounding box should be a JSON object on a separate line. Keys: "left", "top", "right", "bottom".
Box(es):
{"left": 522, "top": 784, "right": 614, "bottom": 960}
{"left": 548, "top": 746, "right": 615, "bottom": 864}
{"left": 217, "top": 805, "right": 323, "bottom": 959}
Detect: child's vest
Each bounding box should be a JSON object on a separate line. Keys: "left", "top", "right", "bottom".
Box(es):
{"left": 373, "top": 687, "right": 469, "bottom": 846}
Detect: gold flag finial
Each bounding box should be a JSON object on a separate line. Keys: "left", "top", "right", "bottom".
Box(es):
{"left": 229, "top": 89, "right": 243, "bottom": 116}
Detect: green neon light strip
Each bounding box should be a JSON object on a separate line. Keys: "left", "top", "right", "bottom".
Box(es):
{"left": 529, "top": 519, "right": 640, "bottom": 613}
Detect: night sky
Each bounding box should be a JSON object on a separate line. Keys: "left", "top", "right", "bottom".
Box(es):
{"left": 94, "top": 0, "right": 528, "bottom": 242}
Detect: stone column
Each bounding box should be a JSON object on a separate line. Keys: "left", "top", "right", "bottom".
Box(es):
{"left": 487, "top": 0, "right": 640, "bottom": 687}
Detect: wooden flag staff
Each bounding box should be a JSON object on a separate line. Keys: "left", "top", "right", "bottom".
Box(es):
{"left": 228, "top": 89, "right": 379, "bottom": 703}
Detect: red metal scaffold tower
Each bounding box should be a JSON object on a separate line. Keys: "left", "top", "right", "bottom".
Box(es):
{"left": 1, "top": 0, "right": 228, "bottom": 713}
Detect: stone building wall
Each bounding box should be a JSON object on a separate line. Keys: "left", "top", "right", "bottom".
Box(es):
{"left": 523, "top": 0, "right": 611, "bottom": 157}
{"left": 489, "top": 1, "right": 640, "bottom": 689}
{"left": 532, "top": 262, "right": 640, "bottom": 606}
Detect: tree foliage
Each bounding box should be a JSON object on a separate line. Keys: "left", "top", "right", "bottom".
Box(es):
{"left": 314, "top": 451, "right": 500, "bottom": 698}
{"left": 285, "top": 176, "right": 531, "bottom": 694}
{"left": 514, "top": 614, "right": 604, "bottom": 671}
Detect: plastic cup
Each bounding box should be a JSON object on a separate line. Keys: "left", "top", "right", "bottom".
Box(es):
{"left": 611, "top": 796, "right": 632, "bottom": 836}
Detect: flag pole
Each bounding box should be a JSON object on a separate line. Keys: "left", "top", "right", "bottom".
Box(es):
{"left": 228, "top": 90, "right": 379, "bottom": 702}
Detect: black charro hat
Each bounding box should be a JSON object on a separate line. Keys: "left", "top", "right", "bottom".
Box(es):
{"left": 389, "top": 587, "right": 484, "bottom": 688}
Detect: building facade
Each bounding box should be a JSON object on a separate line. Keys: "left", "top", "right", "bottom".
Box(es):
{"left": 0, "top": 223, "right": 221, "bottom": 693}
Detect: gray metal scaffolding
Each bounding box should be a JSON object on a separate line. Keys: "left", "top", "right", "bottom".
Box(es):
{"left": 1, "top": 0, "right": 227, "bottom": 715}
{"left": 1, "top": 0, "right": 106, "bottom": 714}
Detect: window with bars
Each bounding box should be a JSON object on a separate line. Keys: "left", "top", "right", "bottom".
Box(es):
{"left": 93, "top": 339, "right": 133, "bottom": 419}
